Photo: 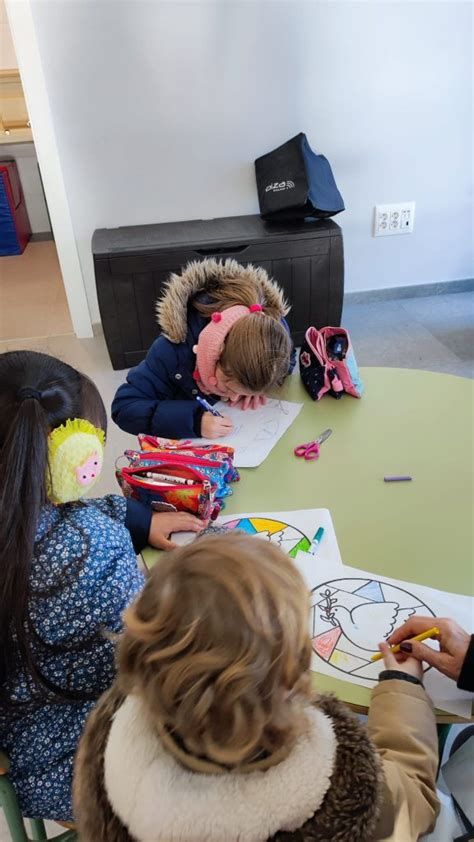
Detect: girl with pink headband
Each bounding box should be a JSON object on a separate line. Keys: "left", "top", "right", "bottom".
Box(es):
{"left": 112, "top": 259, "right": 294, "bottom": 440}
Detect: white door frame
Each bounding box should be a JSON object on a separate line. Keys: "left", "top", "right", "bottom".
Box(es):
{"left": 5, "top": 0, "right": 93, "bottom": 338}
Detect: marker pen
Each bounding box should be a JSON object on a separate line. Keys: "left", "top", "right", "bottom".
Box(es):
{"left": 308, "top": 527, "right": 325, "bottom": 555}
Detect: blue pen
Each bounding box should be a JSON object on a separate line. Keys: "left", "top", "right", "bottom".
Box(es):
{"left": 195, "top": 395, "right": 223, "bottom": 418}
{"left": 308, "top": 527, "right": 325, "bottom": 556}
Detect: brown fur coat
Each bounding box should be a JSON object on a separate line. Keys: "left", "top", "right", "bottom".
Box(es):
{"left": 156, "top": 258, "right": 290, "bottom": 343}
{"left": 74, "top": 679, "right": 440, "bottom": 842}
{"left": 74, "top": 688, "right": 382, "bottom": 842}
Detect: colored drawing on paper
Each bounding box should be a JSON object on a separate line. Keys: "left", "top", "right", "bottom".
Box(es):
{"left": 311, "top": 578, "right": 435, "bottom": 683}
{"left": 200, "top": 517, "right": 311, "bottom": 558}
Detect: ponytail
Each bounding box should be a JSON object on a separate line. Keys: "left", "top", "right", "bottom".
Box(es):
{"left": 0, "top": 351, "right": 106, "bottom": 701}
{"left": 0, "top": 395, "right": 50, "bottom": 690}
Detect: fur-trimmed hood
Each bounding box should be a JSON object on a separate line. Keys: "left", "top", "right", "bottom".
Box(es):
{"left": 74, "top": 689, "right": 382, "bottom": 842}
{"left": 156, "top": 259, "right": 290, "bottom": 344}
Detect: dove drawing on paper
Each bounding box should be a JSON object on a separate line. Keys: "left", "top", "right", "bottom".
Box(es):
{"left": 309, "top": 567, "right": 473, "bottom": 719}
{"left": 311, "top": 577, "right": 435, "bottom": 681}
{"left": 321, "top": 599, "right": 416, "bottom": 652}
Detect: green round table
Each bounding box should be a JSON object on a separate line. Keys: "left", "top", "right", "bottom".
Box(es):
{"left": 145, "top": 367, "right": 474, "bottom": 717}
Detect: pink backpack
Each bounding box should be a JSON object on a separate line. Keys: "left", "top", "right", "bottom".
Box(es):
{"left": 299, "top": 326, "right": 364, "bottom": 400}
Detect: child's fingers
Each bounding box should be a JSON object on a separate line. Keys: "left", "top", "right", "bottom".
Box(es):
{"left": 173, "top": 514, "right": 205, "bottom": 532}
{"left": 233, "top": 396, "right": 251, "bottom": 410}
{"left": 393, "top": 650, "right": 409, "bottom": 663}
{"left": 202, "top": 413, "right": 234, "bottom": 437}
{"left": 219, "top": 417, "right": 234, "bottom": 431}
{"left": 378, "top": 641, "right": 398, "bottom": 670}
{"left": 378, "top": 641, "right": 424, "bottom": 680}
{"left": 158, "top": 536, "right": 176, "bottom": 550}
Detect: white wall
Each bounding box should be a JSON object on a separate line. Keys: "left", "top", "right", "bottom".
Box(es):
{"left": 0, "top": 143, "right": 51, "bottom": 232}
{"left": 29, "top": 0, "right": 473, "bottom": 322}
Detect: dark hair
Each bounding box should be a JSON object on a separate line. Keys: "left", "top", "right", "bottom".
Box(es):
{"left": 0, "top": 351, "right": 107, "bottom": 703}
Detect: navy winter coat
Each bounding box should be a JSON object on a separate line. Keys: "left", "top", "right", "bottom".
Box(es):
{"left": 112, "top": 307, "right": 212, "bottom": 439}
{"left": 111, "top": 258, "right": 295, "bottom": 440}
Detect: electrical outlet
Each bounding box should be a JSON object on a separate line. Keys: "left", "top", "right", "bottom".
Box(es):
{"left": 374, "top": 202, "right": 415, "bottom": 236}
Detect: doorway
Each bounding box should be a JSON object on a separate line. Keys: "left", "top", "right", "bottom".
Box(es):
{"left": 0, "top": 3, "right": 73, "bottom": 343}
{"left": 1, "top": 0, "right": 93, "bottom": 340}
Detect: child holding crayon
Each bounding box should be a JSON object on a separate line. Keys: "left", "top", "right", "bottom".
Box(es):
{"left": 75, "top": 533, "right": 440, "bottom": 841}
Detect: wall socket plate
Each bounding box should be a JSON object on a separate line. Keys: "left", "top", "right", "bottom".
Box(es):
{"left": 374, "top": 202, "right": 415, "bottom": 236}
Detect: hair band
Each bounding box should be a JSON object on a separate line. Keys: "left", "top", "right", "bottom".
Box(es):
{"left": 18, "top": 387, "right": 42, "bottom": 402}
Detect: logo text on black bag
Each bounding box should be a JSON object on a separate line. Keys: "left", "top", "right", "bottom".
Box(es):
{"left": 265, "top": 180, "right": 295, "bottom": 193}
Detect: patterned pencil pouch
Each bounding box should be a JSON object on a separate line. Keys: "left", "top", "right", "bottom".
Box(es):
{"left": 116, "top": 456, "right": 221, "bottom": 520}
{"left": 116, "top": 438, "right": 240, "bottom": 520}
{"left": 299, "top": 326, "right": 364, "bottom": 401}
{"left": 138, "top": 436, "right": 240, "bottom": 496}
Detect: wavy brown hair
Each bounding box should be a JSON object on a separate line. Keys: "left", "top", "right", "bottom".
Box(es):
{"left": 118, "top": 532, "right": 312, "bottom": 769}
{"left": 219, "top": 314, "right": 292, "bottom": 393}
{"left": 193, "top": 271, "right": 293, "bottom": 393}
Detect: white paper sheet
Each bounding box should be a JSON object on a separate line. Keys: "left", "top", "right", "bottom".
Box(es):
{"left": 191, "top": 398, "right": 302, "bottom": 467}
{"left": 309, "top": 561, "right": 473, "bottom": 718}
{"left": 172, "top": 508, "right": 341, "bottom": 567}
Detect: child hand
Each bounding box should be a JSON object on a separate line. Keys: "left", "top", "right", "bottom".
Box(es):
{"left": 148, "top": 511, "right": 205, "bottom": 550}
{"left": 201, "top": 412, "right": 234, "bottom": 438}
{"left": 378, "top": 641, "right": 424, "bottom": 681}
{"left": 229, "top": 394, "right": 267, "bottom": 410}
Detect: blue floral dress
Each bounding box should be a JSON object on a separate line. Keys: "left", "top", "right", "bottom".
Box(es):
{"left": 0, "top": 496, "right": 145, "bottom": 821}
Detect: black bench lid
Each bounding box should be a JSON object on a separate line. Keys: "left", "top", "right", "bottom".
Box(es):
{"left": 92, "top": 214, "right": 341, "bottom": 257}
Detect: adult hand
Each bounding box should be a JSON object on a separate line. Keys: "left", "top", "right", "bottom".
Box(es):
{"left": 148, "top": 511, "right": 205, "bottom": 551}
{"left": 378, "top": 641, "right": 424, "bottom": 681}
{"left": 387, "top": 616, "right": 471, "bottom": 682}
{"left": 201, "top": 412, "right": 234, "bottom": 438}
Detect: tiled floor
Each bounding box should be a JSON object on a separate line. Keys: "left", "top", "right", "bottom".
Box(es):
{"left": 342, "top": 291, "right": 474, "bottom": 380}
{"left": 0, "top": 242, "right": 73, "bottom": 341}
{"left": 0, "top": 288, "right": 472, "bottom": 839}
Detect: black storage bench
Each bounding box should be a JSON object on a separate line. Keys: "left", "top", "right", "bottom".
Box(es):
{"left": 92, "top": 214, "right": 344, "bottom": 370}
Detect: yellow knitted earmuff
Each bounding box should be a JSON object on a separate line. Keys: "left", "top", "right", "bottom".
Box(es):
{"left": 47, "top": 418, "right": 105, "bottom": 504}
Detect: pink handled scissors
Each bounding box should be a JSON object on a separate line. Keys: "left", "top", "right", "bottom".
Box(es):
{"left": 294, "top": 428, "right": 333, "bottom": 461}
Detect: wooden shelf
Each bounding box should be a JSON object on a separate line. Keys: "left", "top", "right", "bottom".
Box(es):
{"left": 0, "top": 68, "right": 32, "bottom": 142}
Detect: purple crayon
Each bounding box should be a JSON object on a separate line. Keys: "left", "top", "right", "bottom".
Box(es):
{"left": 384, "top": 475, "right": 412, "bottom": 482}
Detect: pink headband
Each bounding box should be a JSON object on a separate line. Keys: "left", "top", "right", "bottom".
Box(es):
{"left": 193, "top": 304, "right": 264, "bottom": 392}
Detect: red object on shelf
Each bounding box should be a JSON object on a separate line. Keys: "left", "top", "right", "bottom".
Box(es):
{"left": 0, "top": 159, "right": 31, "bottom": 255}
